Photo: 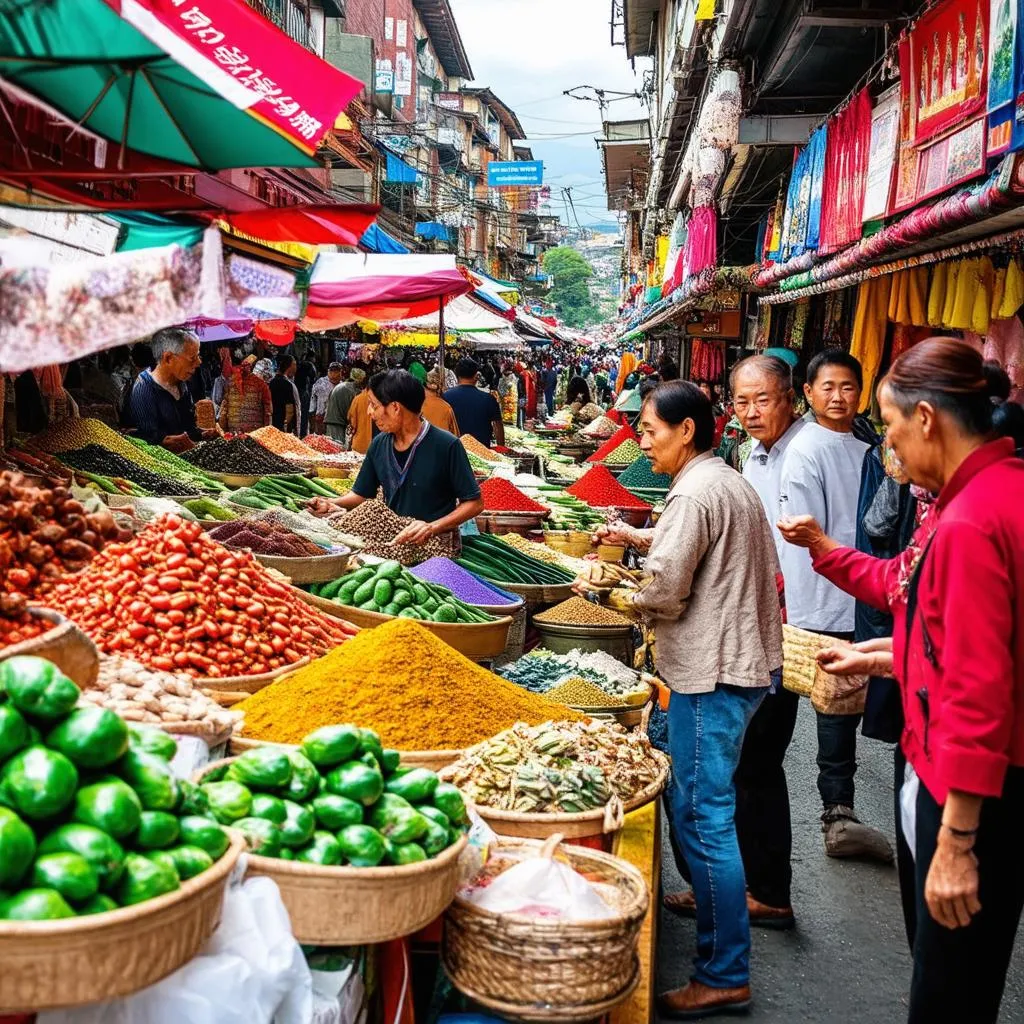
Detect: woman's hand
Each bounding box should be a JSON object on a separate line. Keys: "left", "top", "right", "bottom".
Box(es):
{"left": 393, "top": 520, "right": 434, "bottom": 546}
{"left": 926, "top": 835, "right": 982, "bottom": 929}
{"left": 777, "top": 514, "right": 826, "bottom": 548}
{"left": 817, "top": 639, "right": 894, "bottom": 678}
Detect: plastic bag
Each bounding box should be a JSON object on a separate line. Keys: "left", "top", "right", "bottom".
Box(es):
{"left": 464, "top": 842, "right": 614, "bottom": 921}
{"left": 38, "top": 875, "right": 312, "bottom": 1024}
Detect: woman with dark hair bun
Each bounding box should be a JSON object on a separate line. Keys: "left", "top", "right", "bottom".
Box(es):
{"left": 779, "top": 337, "right": 1024, "bottom": 1024}
{"left": 591, "top": 380, "right": 784, "bottom": 1018}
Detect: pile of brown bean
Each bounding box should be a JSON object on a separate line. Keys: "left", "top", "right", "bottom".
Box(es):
{"left": 533, "top": 596, "right": 632, "bottom": 628}
{"left": 326, "top": 499, "right": 456, "bottom": 566}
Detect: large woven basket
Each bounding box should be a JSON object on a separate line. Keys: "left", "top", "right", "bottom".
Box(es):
{"left": 782, "top": 624, "right": 868, "bottom": 715}
{"left": 0, "top": 831, "right": 244, "bottom": 1012}
{"left": 252, "top": 549, "right": 355, "bottom": 585}
{"left": 1, "top": 608, "right": 99, "bottom": 688}
{"left": 439, "top": 749, "right": 669, "bottom": 841}
{"left": 295, "top": 588, "right": 512, "bottom": 660}
{"left": 195, "top": 756, "right": 465, "bottom": 943}
{"left": 443, "top": 834, "right": 648, "bottom": 1022}
{"left": 195, "top": 657, "right": 310, "bottom": 694}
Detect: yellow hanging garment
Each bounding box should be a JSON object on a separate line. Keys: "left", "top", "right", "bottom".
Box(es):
{"left": 990, "top": 265, "right": 1007, "bottom": 320}
{"left": 970, "top": 257, "right": 995, "bottom": 334}
{"left": 850, "top": 276, "right": 892, "bottom": 411}
{"left": 949, "top": 259, "right": 980, "bottom": 330}
{"left": 907, "top": 266, "right": 929, "bottom": 326}
{"left": 928, "top": 262, "right": 948, "bottom": 327}
{"left": 888, "top": 271, "right": 905, "bottom": 323}
{"left": 942, "top": 261, "right": 961, "bottom": 327}
{"left": 998, "top": 258, "right": 1024, "bottom": 319}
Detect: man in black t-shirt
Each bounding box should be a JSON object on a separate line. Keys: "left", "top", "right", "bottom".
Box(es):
{"left": 331, "top": 370, "right": 482, "bottom": 545}
{"left": 269, "top": 354, "right": 299, "bottom": 434}
{"left": 443, "top": 358, "right": 505, "bottom": 448}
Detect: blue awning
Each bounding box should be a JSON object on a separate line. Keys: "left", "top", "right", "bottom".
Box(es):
{"left": 415, "top": 222, "right": 451, "bottom": 241}
{"left": 385, "top": 150, "right": 418, "bottom": 184}
{"left": 359, "top": 224, "right": 409, "bottom": 254}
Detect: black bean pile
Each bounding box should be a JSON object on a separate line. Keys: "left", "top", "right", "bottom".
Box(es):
{"left": 181, "top": 437, "right": 297, "bottom": 475}
{"left": 58, "top": 446, "right": 190, "bottom": 496}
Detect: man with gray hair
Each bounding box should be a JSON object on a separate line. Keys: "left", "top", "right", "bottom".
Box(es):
{"left": 665, "top": 354, "right": 804, "bottom": 930}
{"left": 129, "top": 327, "right": 213, "bottom": 452}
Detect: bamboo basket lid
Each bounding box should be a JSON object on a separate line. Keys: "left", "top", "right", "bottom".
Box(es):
{"left": 0, "top": 831, "right": 245, "bottom": 1012}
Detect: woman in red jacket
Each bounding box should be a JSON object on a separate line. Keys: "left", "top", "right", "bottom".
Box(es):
{"left": 778, "top": 338, "right": 1024, "bottom": 1024}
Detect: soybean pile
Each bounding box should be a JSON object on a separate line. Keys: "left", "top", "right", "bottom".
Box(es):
{"left": 237, "top": 619, "right": 585, "bottom": 751}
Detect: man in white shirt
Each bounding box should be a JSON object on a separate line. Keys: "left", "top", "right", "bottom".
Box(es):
{"left": 777, "top": 350, "right": 893, "bottom": 863}
{"left": 309, "top": 362, "right": 343, "bottom": 435}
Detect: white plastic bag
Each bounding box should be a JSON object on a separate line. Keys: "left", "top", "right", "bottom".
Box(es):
{"left": 464, "top": 842, "right": 614, "bottom": 922}
{"left": 38, "top": 875, "right": 312, "bottom": 1024}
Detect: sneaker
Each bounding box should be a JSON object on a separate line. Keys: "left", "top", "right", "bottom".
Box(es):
{"left": 822, "top": 804, "right": 894, "bottom": 863}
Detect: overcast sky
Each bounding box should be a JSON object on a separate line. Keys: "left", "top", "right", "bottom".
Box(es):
{"left": 449, "top": 0, "right": 650, "bottom": 227}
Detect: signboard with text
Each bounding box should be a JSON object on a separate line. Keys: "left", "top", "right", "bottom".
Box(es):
{"left": 487, "top": 161, "right": 544, "bottom": 187}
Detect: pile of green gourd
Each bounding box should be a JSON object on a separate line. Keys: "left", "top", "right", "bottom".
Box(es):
{"left": 310, "top": 560, "right": 495, "bottom": 624}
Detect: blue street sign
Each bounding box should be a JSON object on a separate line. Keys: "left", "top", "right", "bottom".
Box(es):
{"left": 487, "top": 160, "right": 544, "bottom": 187}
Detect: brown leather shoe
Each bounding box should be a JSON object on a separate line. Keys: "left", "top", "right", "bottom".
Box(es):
{"left": 663, "top": 890, "right": 795, "bottom": 930}
{"left": 658, "top": 980, "right": 752, "bottom": 1019}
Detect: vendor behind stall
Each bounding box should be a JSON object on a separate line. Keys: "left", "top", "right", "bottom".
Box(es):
{"left": 128, "top": 328, "right": 215, "bottom": 452}
{"left": 331, "top": 369, "right": 483, "bottom": 545}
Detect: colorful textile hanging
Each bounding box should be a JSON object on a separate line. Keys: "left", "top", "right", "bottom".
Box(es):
{"left": 689, "top": 339, "right": 725, "bottom": 380}
{"left": 886, "top": 266, "right": 930, "bottom": 325}
{"left": 779, "top": 127, "right": 828, "bottom": 261}
{"left": 684, "top": 207, "right": 718, "bottom": 277}
{"left": 226, "top": 254, "right": 301, "bottom": 321}
{"left": 850, "top": 276, "right": 893, "bottom": 409}
{"left": 0, "top": 228, "right": 223, "bottom": 374}
{"left": 819, "top": 89, "right": 873, "bottom": 254}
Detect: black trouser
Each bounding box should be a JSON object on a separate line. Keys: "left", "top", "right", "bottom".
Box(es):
{"left": 814, "top": 630, "right": 859, "bottom": 809}
{"left": 665, "top": 687, "right": 799, "bottom": 910}
{"left": 900, "top": 766, "right": 1024, "bottom": 1023}
{"left": 734, "top": 686, "right": 799, "bottom": 908}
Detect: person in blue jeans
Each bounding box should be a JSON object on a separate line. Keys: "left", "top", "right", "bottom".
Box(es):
{"left": 593, "top": 381, "right": 783, "bottom": 1018}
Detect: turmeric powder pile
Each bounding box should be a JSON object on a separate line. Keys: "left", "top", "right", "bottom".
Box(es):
{"left": 237, "top": 619, "right": 584, "bottom": 750}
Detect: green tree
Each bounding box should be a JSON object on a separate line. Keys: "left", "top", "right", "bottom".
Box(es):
{"left": 542, "top": 246, "right": 601, "bottom": 328}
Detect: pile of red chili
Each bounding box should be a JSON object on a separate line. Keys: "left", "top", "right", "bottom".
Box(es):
{"left": 47, "top": 514, "right": 357, "bottom": 677}
{"left": 567, "top": 465, "right": 652, "bottom": 509}
{"left": 479, "top": 477, "right": 547, "bottom": 514}
{"left": 586, "top": 424, "right": 640, "bottom": 463}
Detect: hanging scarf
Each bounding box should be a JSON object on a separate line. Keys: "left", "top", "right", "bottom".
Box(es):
{"left": 379, "top": 419, "right": 430, "bottom": 506}
{"left": 819, "top": 89, "right": 873, "bottom": 254}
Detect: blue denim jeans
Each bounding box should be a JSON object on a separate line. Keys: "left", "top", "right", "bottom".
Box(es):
{"left": 667, "top": 684, "right": 767, "bottom": 989}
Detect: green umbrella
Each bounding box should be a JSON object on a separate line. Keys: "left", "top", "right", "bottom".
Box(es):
{"left": 0, "top": 0, "right": 317, "bottom": 170}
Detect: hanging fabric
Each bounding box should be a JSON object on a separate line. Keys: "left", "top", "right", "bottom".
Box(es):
{"left": 819, "top": 89, "right": 873, "bottom": 254}
{"left": 779, "top": 126, "right": 828, "bottom": 261}
{"left": 998, "top": 257, "right": 1024, "bottom": 318}
{"left": 850, "top": 276, "right": 893, "bottom": 409}
{"left": 927, "top": 262, "right": 949, "bottom": 326}
{"left": 684, "top": 207, "right": 718, "bottom": 277}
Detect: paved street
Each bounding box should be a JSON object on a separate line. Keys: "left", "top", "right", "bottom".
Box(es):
{"left": 655, "top": 700, "right": 1024, "bottom": 1022}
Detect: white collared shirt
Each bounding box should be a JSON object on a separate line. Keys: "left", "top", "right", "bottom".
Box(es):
{"left": 743, "top": 418, "right": 805, "bottom": 562}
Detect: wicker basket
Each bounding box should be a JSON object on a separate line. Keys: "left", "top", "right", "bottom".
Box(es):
{"left": 295, "top": 589, "right": 512, "bottom": 660}
{"left": 0, "top": 831, "right": 245, "bottom": 1012}
{"left": 252, "top": 549, "right": 355, "bottom": 585}
{"left": 194, "top": 758, "right": 466, "bottom": 943}
{"left": 226, "top": 735, "right": 463, "bottom": 770}
{"left": 440, "top": 750, "right": 669, "bottom": 841}
{"left": 442, "top": 834, "right": 648, "bottom": 1022}
{"left": 1, "top": 608, "right": 99, "bottom": 688}
{"left": 782, "top": 624, "right": 868, "bottom": 714}
{"left": 195, "top": 658, "right": 310, "bottom": 694}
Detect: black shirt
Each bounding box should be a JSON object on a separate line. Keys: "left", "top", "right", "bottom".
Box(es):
{"left": 442, "top": 384, "right": 502, "bottom": 446}
{"left": 352, "top": 424, "right": 480, "bottom": 521}
{"left": 129, "top": 370, "right": 201, "bottom": 445}
{"left": 269, "top": 375, "right": 295, "bottom": 432}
